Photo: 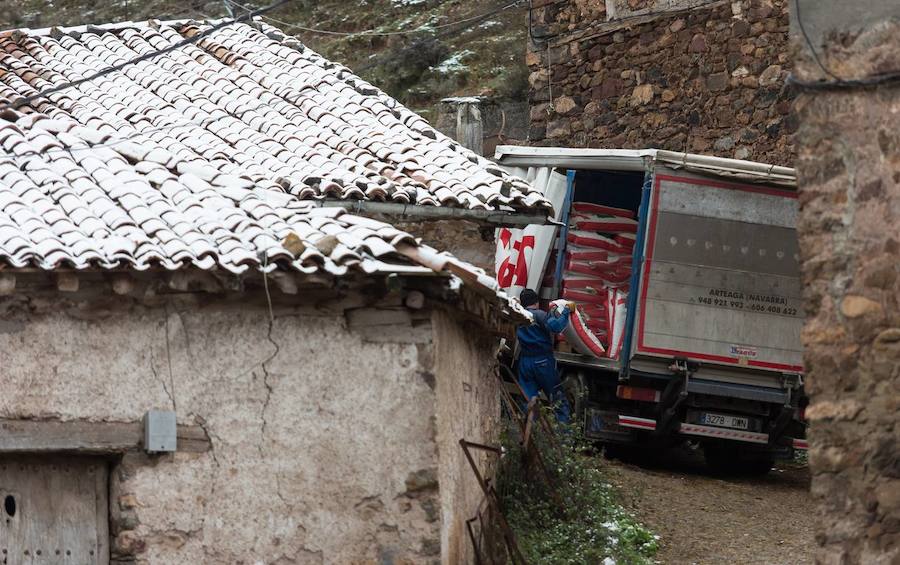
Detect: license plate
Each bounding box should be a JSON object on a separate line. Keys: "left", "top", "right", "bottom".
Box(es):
{"left": 701, "top": 412, "right": 749, "bottom": 430}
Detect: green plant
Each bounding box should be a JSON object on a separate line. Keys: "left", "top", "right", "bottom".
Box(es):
{"left": 497, "top": 412, "right": 658, "bottom": 564}
{"left": 366, "top": 36, "right": 449, "bottom": 100}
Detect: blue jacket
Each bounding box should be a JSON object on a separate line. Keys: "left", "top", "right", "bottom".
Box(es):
{"left": 517, "top": 306, "right": 570, "bottom": 357}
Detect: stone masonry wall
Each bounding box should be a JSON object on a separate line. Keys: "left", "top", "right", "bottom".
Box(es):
{"left": 794, "top": 7, "right": 900, "bottom": 564}
{"left": 396, "top": 218, "right": 497, "bottom": 274}
{"left": 527, "top": 0, "right": 795, "bottom": 165}
{"left": 0, "top": 283, "right": 499, "bottom": 564}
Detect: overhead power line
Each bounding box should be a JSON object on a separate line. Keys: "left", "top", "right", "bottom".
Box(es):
{"left": 226, "top": 0, "right": 525, "bottom": 37}
{"left": 0, "top": 0, "right": 295, "bottom": 112}
{"left": 788, "top": 0, "right": 900, "bottom": 91}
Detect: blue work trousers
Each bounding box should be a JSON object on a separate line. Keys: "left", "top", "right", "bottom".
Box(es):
{"left": 518, "top": 354, "right": 571, "bottom": 424}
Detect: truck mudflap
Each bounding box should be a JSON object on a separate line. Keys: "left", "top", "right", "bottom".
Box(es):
{"left": 584, "top": 407, "right": 636, "bottom": 442}
{"left": 617, "top": 415, "right": 808, "bottom": 449}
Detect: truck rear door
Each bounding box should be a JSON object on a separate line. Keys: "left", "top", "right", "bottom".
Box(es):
{"left": 632, "top": 168, "right": 803, "bottom": 380}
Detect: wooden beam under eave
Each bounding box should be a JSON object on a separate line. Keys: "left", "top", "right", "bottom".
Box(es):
{"left": 0, "top": 419, "right": 211, "bottom": 454}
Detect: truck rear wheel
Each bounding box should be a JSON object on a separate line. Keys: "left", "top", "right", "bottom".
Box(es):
{"left": 561, "top": 370, "right": 588, "bottom": 429}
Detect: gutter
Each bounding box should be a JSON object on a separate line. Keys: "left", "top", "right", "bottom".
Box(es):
{"left": 312, "top": 199, "right": 551, "bottom": 226}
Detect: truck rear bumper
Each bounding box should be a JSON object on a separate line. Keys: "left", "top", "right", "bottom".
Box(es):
{"left": 617, "top": 415, "right": 808, "bottom": 449}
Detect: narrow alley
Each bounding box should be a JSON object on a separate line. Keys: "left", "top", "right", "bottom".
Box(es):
{"left": 608, "top": 450, "right": 815, "bottom": 564}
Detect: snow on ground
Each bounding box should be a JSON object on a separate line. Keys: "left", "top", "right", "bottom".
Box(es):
{"left": 433, "top": 50, "right": 475, "bottom": 74}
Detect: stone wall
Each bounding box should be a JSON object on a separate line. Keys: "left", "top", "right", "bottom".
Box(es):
{"left": 793, "top": 2, "right": 900, "bottom": 563}
{"left": 396, "top": 218, "right": 497, "bottom": 274}
{"left": 0, "top": 280, "right": 501, "bottom": 564}
{"left": 527, "top": 0, "right": 795, "bottom": 165}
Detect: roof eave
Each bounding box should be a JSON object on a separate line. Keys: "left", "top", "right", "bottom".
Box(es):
{"left": 315, "top": 199, "right": 551, "bottom": 226}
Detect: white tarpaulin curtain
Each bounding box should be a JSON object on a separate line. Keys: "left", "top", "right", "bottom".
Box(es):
{"left": 495, "top": 166, "right": 568, "bottom": 299}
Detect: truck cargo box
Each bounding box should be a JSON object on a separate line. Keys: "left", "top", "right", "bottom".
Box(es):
{"left": 495, "top": 147, "right": 803, "bottom": 384}
{"left": 634, "top": 171, "right": 803, "bottom": 373}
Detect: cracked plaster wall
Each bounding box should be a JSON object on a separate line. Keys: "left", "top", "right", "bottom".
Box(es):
{"left": 430, "top": 310, "right": 501, "bottom": 565}
{"left": 0, "top": 289, "right": 488, "bottom": 564}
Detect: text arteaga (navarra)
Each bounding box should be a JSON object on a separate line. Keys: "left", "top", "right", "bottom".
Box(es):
{"left": 697, "top": 288, "right": 800, "bottom": 317}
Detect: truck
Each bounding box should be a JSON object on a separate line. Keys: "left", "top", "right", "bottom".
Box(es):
{"left": 495, "top": 147, "right": 807, "bottom": 475}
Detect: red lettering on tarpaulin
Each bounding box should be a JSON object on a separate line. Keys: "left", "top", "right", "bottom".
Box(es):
{"left": 496, "top": 228, "right": 514, "bottom": 287}
{"left": 513, "top": 236, "right": 535, "bottom": 286}
{"left": 496, "top": 233, "right": 534, "bottom": 288}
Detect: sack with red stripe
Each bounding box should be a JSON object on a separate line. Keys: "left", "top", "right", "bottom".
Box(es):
{"left": 572, "top": 202, "right": 635, "bottom": 219}
{"left": 599, "top": 270, "right": 632, "bottom": 285}
{"left": 585, "top": 320, "right": 608, "bottom": 337}
{"left": 607, "top": 289, "right": 628, "bottom": 359}
{"left": 550, "top": 299, "right": 606, "bottom": 358}
{"left": 565, "top": 261, "right": 609, "bottom": 279}
{"left": 566, "top": 249, "right": 608, "bottom": 262}
{"left": 561, "top": 288, "right": 607, "bottom": 305}
{"left": 579, "top": 305, "right": 606, "bottom": 319}
{"left": 567, "top": 231, "right": 629, "bottom": 254}
{"left": 561, "top": 277, "right": 607, "bottom": 290}
{"left": 565, "top": 258, "right": 631, "bottom": 279}
{"left": 573, "top": 217, "right": 638, "bottom": 234}
{"left": 615, "top": 236, "right": 636, "bottom": 251}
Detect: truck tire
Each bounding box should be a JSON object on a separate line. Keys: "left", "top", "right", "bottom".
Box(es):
{"left": 704, "top": 445, "right": 774, "bottom": 476}
{"left": 561, "top": 370, "right": 588, "bottom": 429}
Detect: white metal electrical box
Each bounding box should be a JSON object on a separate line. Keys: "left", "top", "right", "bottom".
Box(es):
{"left": 144, "top": 410, "right": 177, "bottom": 453}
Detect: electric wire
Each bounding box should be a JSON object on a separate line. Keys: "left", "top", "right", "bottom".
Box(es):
{"left": 788, "top": 0, "right": 900, "bottom": 91}
{"left": 0, "top": 0, "right": 295, "bottom": 112}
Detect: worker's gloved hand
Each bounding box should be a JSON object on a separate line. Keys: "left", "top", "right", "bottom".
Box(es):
{"left": 567, "top": 301, "right": 577, "bottom": 313}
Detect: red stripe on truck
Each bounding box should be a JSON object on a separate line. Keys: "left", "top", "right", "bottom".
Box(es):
{"left": 618, "top": 416, "right": 657, "bottom": 430}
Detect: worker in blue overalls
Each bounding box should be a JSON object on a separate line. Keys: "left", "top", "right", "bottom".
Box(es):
{"left": 516, "top": 289, "right": 572, "bottom": 424}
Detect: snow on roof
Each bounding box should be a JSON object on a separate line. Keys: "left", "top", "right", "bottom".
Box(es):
{"left": 0, "top": 20, "right": 535, "bottom": 317}
{"left": 0, "top": 20, "right": 549, "bottom": 212}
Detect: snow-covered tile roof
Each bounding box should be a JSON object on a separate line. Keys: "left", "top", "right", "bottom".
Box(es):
{"left": 0, "top": 20, "right": 548, "bottom": 213}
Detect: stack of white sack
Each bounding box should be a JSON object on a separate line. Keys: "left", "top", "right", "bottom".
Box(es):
{"left": 561, "top": 202, "right": 636, "bottom": 359}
